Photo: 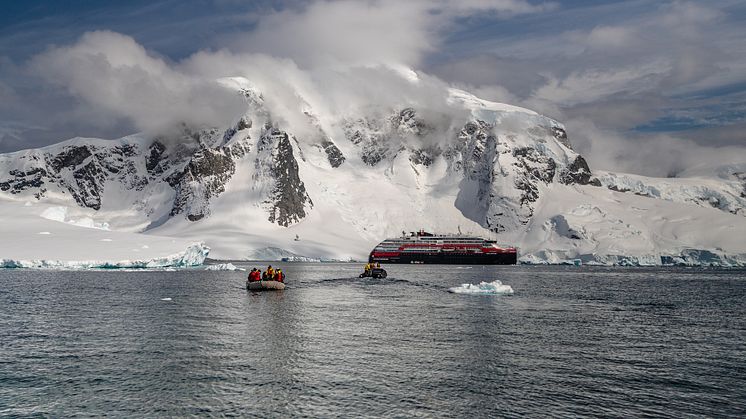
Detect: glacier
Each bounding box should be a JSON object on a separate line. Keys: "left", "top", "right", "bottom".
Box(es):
{"left": 1, "top": 71, "right": 745, "bottom": 267}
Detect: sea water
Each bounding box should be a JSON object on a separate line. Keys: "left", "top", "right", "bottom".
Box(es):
{"left": 1, "top": 264, "right": 745, "bottom": 417}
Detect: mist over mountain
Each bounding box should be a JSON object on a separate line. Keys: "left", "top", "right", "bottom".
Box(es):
{"left": 2, "top": 1, "right": 745, "bottom": 177}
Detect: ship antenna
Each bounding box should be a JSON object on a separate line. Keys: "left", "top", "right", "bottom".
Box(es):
{"left": 457, "top": 225, "right": 462, "bottom": 235}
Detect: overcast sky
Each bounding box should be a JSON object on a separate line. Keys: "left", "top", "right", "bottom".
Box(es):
{"left": 1, "top": 0, "right": 745, "bottom": 176}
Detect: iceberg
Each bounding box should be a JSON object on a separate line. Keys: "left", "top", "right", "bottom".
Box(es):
{"left": 204, "top": 263, "right": 244, "bottom": 271}
{"left": 449, "top": 280, "right": 514, "bottom": 295}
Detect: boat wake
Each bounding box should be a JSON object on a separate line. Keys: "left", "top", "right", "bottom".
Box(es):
{"left": 448, "top": 280, "right": 514, "bottom": 295}
{"left": 317, "top": 277, "right": 410, "bottom": 287}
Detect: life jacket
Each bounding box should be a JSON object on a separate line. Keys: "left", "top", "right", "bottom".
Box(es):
{"left": 267, "top": 267, "right": 274, "bottom": 277}
{"left": 250, "top": 271, "right": 260, "bottom": 282}
{"left": 275, "top": 271, "right": 283, "bottom": 282}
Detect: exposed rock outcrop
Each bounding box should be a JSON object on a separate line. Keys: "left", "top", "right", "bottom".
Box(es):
{"left": 256, "top": 128, "right": 313, "bottom": 227}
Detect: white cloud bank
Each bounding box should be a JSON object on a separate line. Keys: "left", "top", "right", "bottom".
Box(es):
{"left": 2, "top": 0, "right": 744, "bottom": 177}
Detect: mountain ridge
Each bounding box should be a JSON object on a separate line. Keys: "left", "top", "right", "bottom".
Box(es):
{"left": 1, "top": 80, "right": 745, "bottom": 265}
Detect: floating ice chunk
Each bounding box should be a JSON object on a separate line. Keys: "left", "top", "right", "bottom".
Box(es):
{"left": 449, "top": 280, "right": 514, "bottom": 295}
{"left": 204, "top": 263, "right": 244, "bottom": 271}
{"left": 38, "top": 232, "right": 51, "bottom": 235}
{"left": 161, "top": 298, "right": 172, "bottom": 301}
{"left": 100, "top": 238, "right": 112, "bottom": 242}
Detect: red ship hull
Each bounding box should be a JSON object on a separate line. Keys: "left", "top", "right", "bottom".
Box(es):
{"left": 368, "top": 232, "right": 518, "bottom": 265}
{"left": 369, "top": 251, "right": 517, "bottom": 265}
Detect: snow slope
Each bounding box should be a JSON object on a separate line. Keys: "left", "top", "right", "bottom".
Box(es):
{"left": 510, "top": 184, "right": 746, "bottom": 266}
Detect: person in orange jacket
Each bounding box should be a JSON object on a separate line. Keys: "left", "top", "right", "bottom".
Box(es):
{"left": 264, "top": 265, "right": 274, "bottom": 280}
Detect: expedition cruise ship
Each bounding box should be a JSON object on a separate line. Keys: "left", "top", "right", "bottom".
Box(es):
{"left": 369, "top": 231, "right": 517, "bottom": 265}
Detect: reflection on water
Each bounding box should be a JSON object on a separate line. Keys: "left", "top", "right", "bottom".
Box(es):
{"left": 1, "top": 265, "right": 745, "bottom": 416}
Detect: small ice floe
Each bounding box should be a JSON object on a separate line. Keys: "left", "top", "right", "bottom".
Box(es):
{"left": 160, "top": 298, "right": 172, "bottom": 301}
{"left": 38, "top": 231, "right": 51, "bottom": 235}
{"left": 204, "top": 263, "right": 244, "bottom": 271}
{"left": 100, "top": 238, "right": 112, "bottom": 242}
{"left": 449, "top": 280, "right": 514, "bottom": 295}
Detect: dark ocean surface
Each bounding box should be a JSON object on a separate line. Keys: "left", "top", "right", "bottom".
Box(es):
{"left": 1, "top": 264, "right": 745, "bottom": 417}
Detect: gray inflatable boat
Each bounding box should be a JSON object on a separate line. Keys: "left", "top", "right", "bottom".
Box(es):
{"left": 247, "top": 280, "right": 286, "bottom": 291}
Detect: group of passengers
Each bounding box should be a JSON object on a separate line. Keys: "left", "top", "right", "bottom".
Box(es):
{"left": 363, "top": 262, "right": 381, "bottom": 273}
{"left": 247, "top": 265, "right": 285, "bottom": 283}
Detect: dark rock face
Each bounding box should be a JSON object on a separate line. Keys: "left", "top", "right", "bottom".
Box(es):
{"left": 168, "top": 127, "right": 250, "bottom": 221}
{"left": 49, "top": 146, "right": 92, "bottom": 172}
{"left": 47, "top": 146, "right": 105, "bottom": 209}
{"left": 257, "top": 128, "right": 313, "bottom": 227}
{"left": 409, "top": 147, "right": 440, "bottom": 167}
{"left": 510, "top": 146, "right": 559, "bottom": 221}
{"left": 146, "top": 141, "right": 166, "bottom": 174}
{"left": 0, "top": 123, "right": 251, "bottom": 221}
{"left": 513, "top": 147, "right": 556, "bottom": 184}
{"left": 391, "top": 107, "right": 428, "bottom": 135}
{"left": 321, "top": 139, "right": 345, "bottom": 168}
{"left": 560, "top": 155, "right": 593, "bottom": 185}
{"left": 68, "top": 160, "right": 107, "bottom": 210}
{"left": 1, "top": 167, "right": 47, "bottom": 197}
{"left": 552, "top": 126, "right": 572, "bottom": 149}
{"left": 447, "top": 120, "right": 596, "bottom": 232}
{"left": 0, "top": 144, "right": 143, "bottom": 210}
{"left": 168, "top": 147, "right": 236, "bottom": 221}
{"left": 343, "top": 108, "right": 430, "bottom": 167}
{"left": 361, "top": 145, "right": 386, "bottom": 166}
{"left": 450, "top": 120, "right": 503, "bottom": 228}
{"left": 735, "top": 172, "right": 746, "bottom": 198}
{"left": 342, "top": 118, "right": 390, "bottom": 167}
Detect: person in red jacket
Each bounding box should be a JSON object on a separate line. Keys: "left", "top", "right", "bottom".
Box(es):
{"left": 274, "top": 269, "right": 284, "bottom": 283}
{"left": 247, "top": 268, "right": 261, "bottom": 282}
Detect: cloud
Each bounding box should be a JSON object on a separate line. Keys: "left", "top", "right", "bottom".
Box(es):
{"left": 29, "top": 31, "right": 247, "bottom": 136}
{"left": 585, "top": 25, "right": 636, "bottom": 49}
{"left": 1, "top": 0, "right": 744, "bottom": 177}
{"left": 531, "top": 61, "right": 670, "bottom": 107}
{"left": 234, "top": 1, "right": 433, "bottom": 69}
{"left": 2, "top": 0, "right": 554, "bottom": 147}
{"left": 429, "top": 1, "right": 746, "bottom": 173}
{"left": 231, "top": 0, "right": 555, "bottom": 69}
{"left": 565, "top": 117, "right": 745, "bottom": 177}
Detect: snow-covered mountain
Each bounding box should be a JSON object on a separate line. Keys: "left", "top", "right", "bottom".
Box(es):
{"left": 2, "top": 77, "right": 745, "bottom": 266}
